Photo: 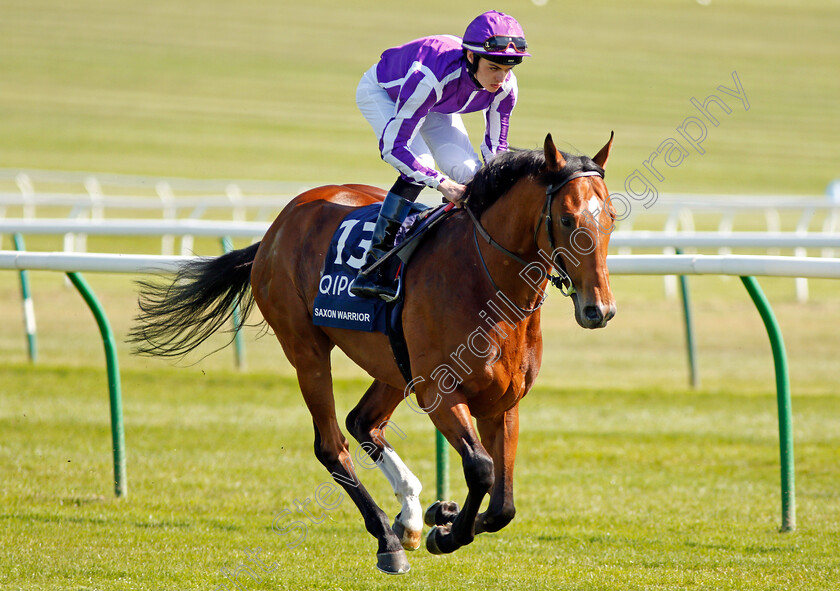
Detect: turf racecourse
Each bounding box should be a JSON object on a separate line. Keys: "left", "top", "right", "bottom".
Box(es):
{"left": 1, "top": 273, "right": 839, "bottom": 590}
{"left": 2, "top": 367, "right": 840, "bottom": 590}
{"left": 2, "top": 0, "right": 840, "bottom": 589}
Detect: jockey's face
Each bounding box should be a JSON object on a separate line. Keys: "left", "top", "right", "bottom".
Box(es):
{"left": 467, "top": 52, "right": 514, "bottom": 93}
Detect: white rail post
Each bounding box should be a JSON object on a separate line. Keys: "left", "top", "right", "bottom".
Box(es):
{"left": 662, "top": 206, "right": 680, "bottom": 299}
{"left": 156, "top": 182, "right": 176, "bottom": 255}
{"left": 822, "top": 209, "right": 839, "bottom": 259}
{"left": 16, "top": 173, "right": 35, "bottom": 219}
{"left": 227, "top": 183, "right": 245, "bottom": 222}
{"left": 794, "top": 208, "right": 816, "bottom": 303}
{"left": 81, "top": 176, "right": 105, "bottom": 253}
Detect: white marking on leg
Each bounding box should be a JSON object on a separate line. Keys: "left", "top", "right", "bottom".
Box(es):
{"left": 378, "top": 447, "right": 423, "bottom": 534}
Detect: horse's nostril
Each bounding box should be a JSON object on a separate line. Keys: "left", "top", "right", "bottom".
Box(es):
{"left": 584, "top": 305, "right": 603, "bottom": 323}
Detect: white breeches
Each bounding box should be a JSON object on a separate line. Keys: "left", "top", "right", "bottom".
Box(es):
{"left": 356, "top": 65, "right": 482, "bottom": 185}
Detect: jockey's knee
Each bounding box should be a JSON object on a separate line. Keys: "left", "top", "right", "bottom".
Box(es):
{"left": 435, "top": 144, "right": 481, "bottom": 184}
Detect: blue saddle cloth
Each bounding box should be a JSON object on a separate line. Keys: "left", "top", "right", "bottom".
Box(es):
{"left": 311, "top": 200, "right": 439, "bottom": 334}
{"left": 312, "top": 203, "right": 389, "bottom": 333}
{"left": 313, "top": 199, "right": 453, "bottom": 383}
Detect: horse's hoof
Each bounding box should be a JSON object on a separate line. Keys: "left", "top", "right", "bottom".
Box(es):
{"left": 424, "top": 502, "right": 441, "bottom": 527}
{"left": 425, "top": 525, "right": 452, "bottom": 555}
{"left": 392, "top": 516, "right": 422, "bottom": 551}
{"left": 424, "top": 500, "right": 460, "bottom": 527}
{"left": 376, "top": 550, "right": 410, "bottom": 575}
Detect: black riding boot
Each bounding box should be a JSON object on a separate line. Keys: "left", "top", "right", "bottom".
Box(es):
{"left": 350, "top": 191, "right": 413, "bottom": 301}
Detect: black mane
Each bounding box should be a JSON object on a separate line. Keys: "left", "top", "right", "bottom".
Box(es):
{"left": 465, "top": 148, "right": 604, "bottom": 216}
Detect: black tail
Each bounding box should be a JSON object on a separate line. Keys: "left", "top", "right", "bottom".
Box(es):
{"left": 128, "top": 242, "right": 261, "bottom": 359}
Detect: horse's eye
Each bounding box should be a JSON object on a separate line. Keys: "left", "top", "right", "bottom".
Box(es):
{"left": 560, "top": 215, "right": 573, "bottom": 228}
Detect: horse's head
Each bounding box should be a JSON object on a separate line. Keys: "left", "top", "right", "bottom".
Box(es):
{"left": 538, "top": 133, "right": 616, "bottom": 329}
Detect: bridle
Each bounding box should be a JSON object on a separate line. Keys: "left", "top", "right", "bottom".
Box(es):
{"left": 466, "top": 170, "right": 604, "bottom": 315}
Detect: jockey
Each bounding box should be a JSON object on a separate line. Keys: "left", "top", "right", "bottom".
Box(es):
{"left": 350, "top": 10, "right": 531, "bottom": 301}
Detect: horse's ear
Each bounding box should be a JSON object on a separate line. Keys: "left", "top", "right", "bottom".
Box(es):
{"left": 593, "top": 131, "right": 615, "bottom": 169}
{"left": 544, "top": 133, "right": 567, "bottom": 171}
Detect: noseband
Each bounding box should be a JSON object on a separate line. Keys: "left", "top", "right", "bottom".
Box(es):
{"left": 466, "top": 170, "right": 604, "bottom": 315}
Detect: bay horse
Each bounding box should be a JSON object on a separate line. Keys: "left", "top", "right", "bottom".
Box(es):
{"left": 129, "top": 133, "right": 616, "bottom": 574}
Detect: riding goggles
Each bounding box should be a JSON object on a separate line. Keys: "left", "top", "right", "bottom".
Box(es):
{"left": 481, "top": 35, "right": 528, "bottom": 53}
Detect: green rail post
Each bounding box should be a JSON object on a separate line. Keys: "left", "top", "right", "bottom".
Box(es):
{"left": 66, "top": 272, "right": 127, "bottom": 498}
{"left": 220, "top": 236, "right": 246, "bottom": 370}
{"left": 13, "top": 233, "right": 38, "bottom": 362}
{"left": 435, "top": 430, "right": 449, "bottom": 501}
{"left": 740, "top": 276, "right": 795, "bottom": 531}
{"left": 676, "top": 249, "right": 699, "bottom": 388}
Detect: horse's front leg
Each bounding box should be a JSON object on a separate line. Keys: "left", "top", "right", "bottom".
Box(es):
{"left": 424, "top": 405, "right": 520, "bottom": 536}
{"left": 475, "top": 404, "right": 519, "bottom": 534}
{"left": 422, "top": 388, "right": 495, "bottom": 555}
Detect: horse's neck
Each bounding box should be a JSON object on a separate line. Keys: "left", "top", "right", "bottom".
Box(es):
{"left": 472, "top": 187, "right": 549, "bottom": 312}
{"left": 479, "top": 189, "right": 539, "bottom": 256}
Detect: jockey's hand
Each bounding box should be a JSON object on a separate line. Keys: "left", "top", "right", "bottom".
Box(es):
{"left": 437, "top": 179, "right": 467, "bottom": 207}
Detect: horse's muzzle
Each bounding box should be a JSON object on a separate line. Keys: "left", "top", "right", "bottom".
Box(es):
{"left": 573, "top": 295, "right": 616, "bottom": 329}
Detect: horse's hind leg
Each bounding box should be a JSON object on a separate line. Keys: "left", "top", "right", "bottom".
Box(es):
{"left": 290, "top": 342, "right": 410, "bottom": 574}
{"left": 346, "top": 380, "right": 423, "bottom": 551}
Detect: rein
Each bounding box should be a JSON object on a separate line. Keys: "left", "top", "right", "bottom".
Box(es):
{"left": 466, "top": 170, "right": 604, "bottom": 315}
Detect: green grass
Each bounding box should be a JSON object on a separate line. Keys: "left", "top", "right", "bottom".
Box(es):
{"left": 1, "top": 0, "right": 840, "bottom": 588}
{"left": 1, "top": 269, "right": 839, "bottom": 590}
{"left": 1, "top": 0, "right": 838, "bottom": 193}
{"left": 2, "top": 364, "right": 839, "bottom": 590}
